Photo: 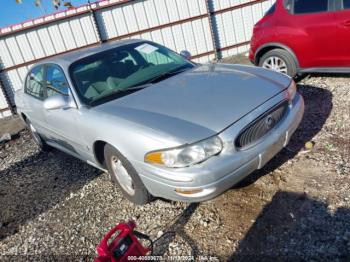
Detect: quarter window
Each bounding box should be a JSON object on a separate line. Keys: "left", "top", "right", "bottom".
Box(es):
{"left": 46, "top": 65, "right": 69, "bottom": 97}
{"left": 25, "top": 66, "right": 45, "bottom": 99}
{"left": 283, "top": 0, "right": 293, "bottom": 12}
{"left": 265, "top": 4, "right": 276, "bottom": 16}
{"left": 293, "top": 0, "right": 328, "bottom": 14}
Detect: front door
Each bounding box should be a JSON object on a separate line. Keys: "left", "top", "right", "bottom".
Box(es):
{"left": 290, "top": 0, "right": 338, "bottom": 67}
{"left": 43, "top": 64, "right": 86, "bottom": 157}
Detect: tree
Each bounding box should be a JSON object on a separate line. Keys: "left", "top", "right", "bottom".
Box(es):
{"left": 15, "top": 0, "right": 74, "bottom": 10}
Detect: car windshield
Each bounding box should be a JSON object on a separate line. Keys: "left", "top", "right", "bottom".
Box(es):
{"left": 69, "top": 42, "right": 194, "bottom": 105}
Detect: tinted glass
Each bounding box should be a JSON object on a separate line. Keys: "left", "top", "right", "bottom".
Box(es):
{"left": 283, "top": 0, "right": 293, "bottom": 12}
{"left": 25, "top": 66, "right": 45, "bottom": 99}
{"left": 344, "top": 0, "right": 350, "bottom": 8}
{"left": 70, "top": 42, "right": 193, "bottom": 105}
{"left": 265, "top": 4, "right": 276, "bottom": 16}
{"left": 46, "top": 65, "right": 69, "bottom": 97}
{"left": 294, "top": 0, "right": 328, "bottom": 14}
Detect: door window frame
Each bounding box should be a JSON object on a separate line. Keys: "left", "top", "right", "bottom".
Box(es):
{"left": 24, "top": 65, "right": 46, "bottom": 101}
{"left": 43, "top": 63, "right": 78, "bottom": 108}
{"left": 45, "top": 63, "right": 71, "bottom": 97}
{"left": 25, "top": 63, "right": 78, "bottom": 107}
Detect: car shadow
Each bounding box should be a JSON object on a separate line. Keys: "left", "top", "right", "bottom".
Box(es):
{"left": 295, "top": 72, "right": 350, "bottom": 82}
{"left": 228, "top": 191, "right": 350, "bottom": 261}
{"left": 152, "top": 203, "right": 199, "bottom": 257}
{"left": 0, "top": 140, "right": 101, "bottom": 241}
{"left": 232, "top": 83, "right": 333, "bottom": 189}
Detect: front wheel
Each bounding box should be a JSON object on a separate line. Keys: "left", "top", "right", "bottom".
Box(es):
{"left": 259, "top": 49, "right": 297, "bottom": 77}
{"left": 104, "top": 144, "right": 152, "bottom": 205}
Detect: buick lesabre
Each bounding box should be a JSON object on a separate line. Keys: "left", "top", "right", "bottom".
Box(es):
{"left": 15, "top": 39, "right": 304, "bottom": 204}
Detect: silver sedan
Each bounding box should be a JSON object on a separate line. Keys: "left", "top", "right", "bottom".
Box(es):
{"left": 15, "top": 39, "right": 304, "bottom": 204}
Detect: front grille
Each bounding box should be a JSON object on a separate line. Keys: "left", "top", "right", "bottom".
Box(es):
{"left": 235, "top": 101, "right": 289, "bottom": 149}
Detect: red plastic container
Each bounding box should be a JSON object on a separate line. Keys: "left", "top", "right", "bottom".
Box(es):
{"left": 95, "top": 221, "right": 150, "bottom": 262}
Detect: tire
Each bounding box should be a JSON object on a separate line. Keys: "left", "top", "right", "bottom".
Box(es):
{"left": 259, "top": 49, "right": 298, "bottom": 77}
{"left": 26, "top": 119, "right": 50, "bottom": 151}
{"left": 104, "top": 144, "right": 152, "bottom": 205}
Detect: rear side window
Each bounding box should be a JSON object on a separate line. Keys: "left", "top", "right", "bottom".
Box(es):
{"left": 294, "top": 0, "right": 328, "bottom": 14}
{"left": 265, "top": 4, "right": 276, "bottom": 16}
{"left": 25, "top": 66, "right": 45, "bottom": 99}
{"left": 343, "top": 0, "right": 350, "bottom": 9}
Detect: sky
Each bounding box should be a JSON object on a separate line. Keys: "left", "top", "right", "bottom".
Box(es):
{"left": 0, "top": 0, "right": 95, "bottom": 28}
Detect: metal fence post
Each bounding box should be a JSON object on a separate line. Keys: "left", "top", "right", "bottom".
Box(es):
{"left": 205, "top": 0, "right": 219, "bottom": 61}
{"left": 88, "top": 0, "right": 105, "bottom": 43}
{"left": 0, "top": 73, "right": 15, "bottom": 115}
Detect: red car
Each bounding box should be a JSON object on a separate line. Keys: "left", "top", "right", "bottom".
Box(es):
{"left": 249, "top": 0, "right": 350, "bottom": 77}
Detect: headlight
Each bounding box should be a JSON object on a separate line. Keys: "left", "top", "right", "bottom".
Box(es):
{"left": 145, "top": 136, "right": 223, "bottom": 168}
{"left": 285, "top": 80, "right": 297, "bottom": 102}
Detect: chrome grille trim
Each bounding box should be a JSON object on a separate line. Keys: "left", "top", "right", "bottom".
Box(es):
{"left": 235, "top": 101, "right": 289, "bottom": 149}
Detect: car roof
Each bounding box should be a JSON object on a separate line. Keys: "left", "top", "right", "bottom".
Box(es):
{"left": 34, "top": 38, "right": 144, "bottom": 69}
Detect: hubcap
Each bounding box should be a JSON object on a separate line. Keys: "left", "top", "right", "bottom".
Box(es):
{"left": 262, "top": 56, "right": 288, "bottom": 74}
{"left": 111, "top": 156, "right": 135, "bottom": 196}
{"left": 29, "top": 123, "right": 42, "bottom": 146}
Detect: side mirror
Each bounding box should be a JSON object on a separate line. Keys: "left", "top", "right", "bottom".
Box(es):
{"left": 180, "top": 50, "right": 192, "bottom": 60}
{"left": 43, "top": 94, "right": 75, "bottom": 110}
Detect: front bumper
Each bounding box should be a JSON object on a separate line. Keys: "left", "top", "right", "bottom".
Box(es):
{"left": 136, "top": 93, "right": 304, "bottom": 202}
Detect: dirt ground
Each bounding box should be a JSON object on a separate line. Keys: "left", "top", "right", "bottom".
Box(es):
{"left": 0, "top": 64, "right": 349, "bottom": 261}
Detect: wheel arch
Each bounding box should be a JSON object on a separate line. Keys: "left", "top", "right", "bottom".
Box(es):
{"left": 255, "top": 43, "right": 300, "bottom": 69}
{"left": 93, "top": 140, "right": 108, "bottom": 168}
{"left": 21, "top": 113, "right": 27, "bottom": 122}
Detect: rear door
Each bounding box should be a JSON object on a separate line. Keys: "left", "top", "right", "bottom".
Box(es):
{"left": 289, "top": 0, "right": 338, "bottom": 67}
{"left": 333, "top": 0, "right": 350, "bottom": 66}
{"left": 23, "top": 65, "right": 48, "bottom": 135}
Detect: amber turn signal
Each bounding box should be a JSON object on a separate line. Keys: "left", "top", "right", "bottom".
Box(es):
{"left": 175, "top": 188, "right": 203, "bottom": 195}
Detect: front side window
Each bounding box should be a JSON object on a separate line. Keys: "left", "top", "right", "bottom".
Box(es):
{"left": 25, "top": 66, "right": 45, "bottom": 99}
{"left": 293, "top": 0, "right": 328, "bottom": 14}
{"left": 343, "top": 0, "right": 350, "bottom": 9}
{"left": 70, "top": 42, "right": 194, "bottom": 106}
{"left": 46, "top": 65, "right": 69, "bottom": 97}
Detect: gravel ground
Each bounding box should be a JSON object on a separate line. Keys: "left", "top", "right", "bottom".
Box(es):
{"left": 0, "top": 73, "right": 349, "bottom": 261}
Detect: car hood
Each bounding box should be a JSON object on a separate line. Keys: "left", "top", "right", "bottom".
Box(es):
{"left": 92, "top": 63, "right": 291, "bottom": 143}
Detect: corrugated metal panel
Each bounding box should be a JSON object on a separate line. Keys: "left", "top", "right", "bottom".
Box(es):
{"left": 98, "top": 0, "right": 211, "bottom": 58}
{"left": 213, "top": 0, "right": 273, "bottom": 56}
{"left": 1, "top": 14, "right": 99, "bottom": 69}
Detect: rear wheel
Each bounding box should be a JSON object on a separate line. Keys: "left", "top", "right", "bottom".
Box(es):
{"left": 26, "top": 119, "right": 49, "bottom": 151}
{"left": 104, "top": 144, "right": 152, "bottom": 205}
{"left": 259, "top": 49, "right": 297, "bottom": 77}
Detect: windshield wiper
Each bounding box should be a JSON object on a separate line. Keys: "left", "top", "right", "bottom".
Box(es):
{"left": 89, "top": 85, "right": 149, "bottom": 105}
{"left": 142, "top": 66, "right": 189, "bottom": 85}
{"left": 88, "top": 66, "right": 190, "bottom": 106}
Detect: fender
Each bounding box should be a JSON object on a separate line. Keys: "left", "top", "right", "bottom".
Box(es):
{"left": 255, "top": 42, "right": 300, "bottom": 69}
